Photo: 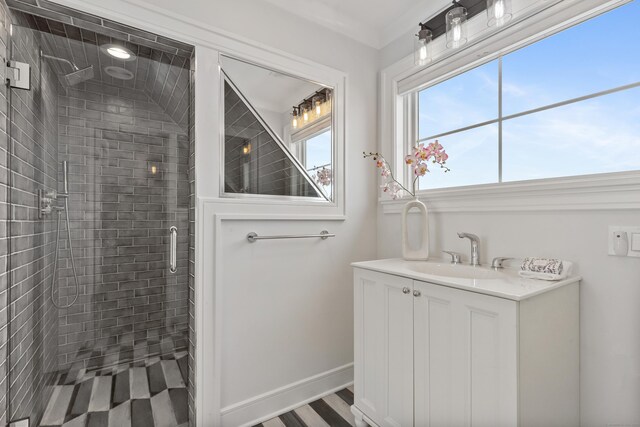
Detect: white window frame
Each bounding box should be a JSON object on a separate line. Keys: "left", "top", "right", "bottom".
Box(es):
{"left": 289, "top": 115, "right": 332, "bottom": 165}
{"left": 288, "top": 118, "right": 332, "bottom": 198}
{"left": 380, "top": 0, "right": 640, "bottom": 213}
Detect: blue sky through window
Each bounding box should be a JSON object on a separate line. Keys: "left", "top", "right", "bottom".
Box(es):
{"left": 304, "top": 129, "right": 332, "bottom": 197}
{"left": 502, "top": 1, "right": 640, "bottom": 115}
{"left": 417, "top": 1, "right": 640, "bottom": 189}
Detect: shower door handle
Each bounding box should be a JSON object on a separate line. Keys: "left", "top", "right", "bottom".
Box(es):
{"left": 169, "top": 226, "right": 178, "bottom": 273}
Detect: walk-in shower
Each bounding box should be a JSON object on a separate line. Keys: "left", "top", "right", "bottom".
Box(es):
{"left": 0, "top": 1, "right": 195, "bottom": 426}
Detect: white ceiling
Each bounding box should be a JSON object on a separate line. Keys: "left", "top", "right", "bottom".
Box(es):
{"left": 262, "top": 0, "right": 450, "bottom": 49}
{"left": 222, "top": 55, "right": 322, "bottom": 112}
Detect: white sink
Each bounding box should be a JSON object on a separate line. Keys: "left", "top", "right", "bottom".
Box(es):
{"left": 405, "top": 262, "right": 503, "bottom": 280}
{"left": 351, "top": 258, "right": 581, "bottom": 301}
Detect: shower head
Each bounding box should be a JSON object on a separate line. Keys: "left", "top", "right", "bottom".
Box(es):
{"left": 64, "top": 66, "right": 94, "bottom": 86}
{"left": 41, "top": 51, "right": 94, "bottom": 86}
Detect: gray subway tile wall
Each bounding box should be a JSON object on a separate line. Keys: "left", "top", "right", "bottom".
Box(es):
{"left": 55, "top": 80, "right": 190, "bottom": 371}
{"left": 6, "top": 16, "right": 61, "bottom": 425}
{"left": 0, "top": 1, "right": 196, "bottom": 424}
{"left": 6, "top": 0, "right": 194, "bottom": 58}
{"left": 8, "top": 8, "right": 191, "bottom": 130}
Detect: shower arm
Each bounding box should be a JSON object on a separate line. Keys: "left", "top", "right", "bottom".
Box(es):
{"left": 41, "top": 52, "right": 79, "bottom": 71}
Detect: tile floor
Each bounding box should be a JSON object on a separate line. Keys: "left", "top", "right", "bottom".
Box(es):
{"left": 40, "top": 351, "right": 189, "bottom": 427}
{"left": 63, "top": 333, "right": 188, "bottom": 372}
{"left": 254, "top": 386, "right": 355, "bottom": 427}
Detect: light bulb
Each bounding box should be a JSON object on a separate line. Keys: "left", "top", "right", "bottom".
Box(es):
{"left": 446, "top": 6, "right": 467, "bottom": 48}
{"left": 494, "top": 0, "right": 504, "bottom": 19}
{"left": 303, "top": 109, "right": 309, "bottom": 122}
{"left": 315, "top": 100, "right": 322, "bottom": 116}
{"left": 487, "top": 0, "right": 512, "bottom": 27}
{"left": 452, "top": 18, "right": 462, "bottom": 42}
{"left": 419, "top": 45, "right": 428, "bottom": 61}
{"left": 292, "top": 117, "right": 298, "bottom": 129}
{"left": 414, "top": 26, "right": 432, "bottom": 66}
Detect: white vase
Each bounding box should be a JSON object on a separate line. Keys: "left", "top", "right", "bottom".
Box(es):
{"left": 401, "top": 198, "right": 429, "bottom": 261}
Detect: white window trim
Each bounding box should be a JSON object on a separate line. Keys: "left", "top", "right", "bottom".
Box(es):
{"left": 291, "top": 115, "right": 332, "bottom": 143}
{"left": 379, "top": 0, "right": 638, "bottom": 213}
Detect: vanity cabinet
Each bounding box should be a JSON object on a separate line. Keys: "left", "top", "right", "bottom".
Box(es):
{"left": 352, "top": 266, "right": 579, "bottom": 427}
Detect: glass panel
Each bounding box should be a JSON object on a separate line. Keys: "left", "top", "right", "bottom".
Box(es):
{"left": 503, "top": 1, "right": 640, "bottom": 115}
{"left": 503, "top": 87, "right": 640, "bottom": 182}
{"left": 221, "top": 55, "right": 332, "bottom": 200}
{"left": 5, "top": 8, "right": 193, "bottom": 425}
{"left": 418, "top": 124, "right": 499, "bottom": 189}
{"left": 418, "top": 59, "right": 499, "bottom": 139}
{"left": 299, "top": 129, "right": 332, "bottom": 199}
{"left": 223, "top": 80, "right": 324, "bottom": 198}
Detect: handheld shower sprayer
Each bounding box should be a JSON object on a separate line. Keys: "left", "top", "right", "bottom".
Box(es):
{"left": 62, "top": 160, "right": 69, "bottom": 195}
{"left": 50, "top": 160, "right": 79, "bottom": 309}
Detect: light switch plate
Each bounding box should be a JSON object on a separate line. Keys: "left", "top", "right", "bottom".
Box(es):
{"left": 609, "top": 226, "right": 640, "bottom": 257}
{"left": 631, "top": 233, "right": 640, "bottom": 252}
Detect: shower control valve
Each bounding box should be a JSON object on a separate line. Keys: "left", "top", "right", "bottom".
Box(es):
{"left": 38, "top": 189, "right": 58, "bottom": 218}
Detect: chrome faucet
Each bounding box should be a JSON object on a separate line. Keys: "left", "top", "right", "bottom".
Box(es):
{"left": 458, "top": 232, "right": 481, "bottom": 266}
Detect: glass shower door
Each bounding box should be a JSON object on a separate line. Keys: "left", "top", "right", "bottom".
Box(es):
{"left": 4, "top": 8, "right": 193, "bottom": 426}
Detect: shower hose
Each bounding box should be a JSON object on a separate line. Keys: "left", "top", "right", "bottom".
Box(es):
{"left": 50, "top": 197, "right": 80, "bottom": 309}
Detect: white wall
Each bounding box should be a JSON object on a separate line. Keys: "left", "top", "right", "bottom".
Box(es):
{"left": 377, "top": 4, "right": 640, "bottom": 424}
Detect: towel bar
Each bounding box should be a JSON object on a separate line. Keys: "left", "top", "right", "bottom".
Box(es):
{"left": 246, "top": 230, "right": 334, "bottom": 243}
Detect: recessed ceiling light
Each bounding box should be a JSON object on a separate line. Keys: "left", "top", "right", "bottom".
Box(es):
{"left": 108, "top": 47, "right": 130, "bottom": 59}
{"left": 101, "top": 44, "right": 136, "bottom": 61}
{"left": 104, "top": 66, "right": 134, "bottom": 80}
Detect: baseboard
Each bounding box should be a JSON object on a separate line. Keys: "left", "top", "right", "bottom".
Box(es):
{"left": 220, "top": 363, "right": 354, "bottom": 427}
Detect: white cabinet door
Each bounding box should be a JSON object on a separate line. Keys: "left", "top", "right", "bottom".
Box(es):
{"left": 413, "top": 280, "right": 456, "bottom": 427}
{"left": 354, "top": 269, "right": 414, "bottom": 427}
{"left": 413, "top": 281, "right": 518, "bottom": 427}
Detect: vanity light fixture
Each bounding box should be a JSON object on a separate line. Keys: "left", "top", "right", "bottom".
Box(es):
{"left": 101, "top": 44, "right": 136, "bottom": 61}
{"left": 487, "top": 0, "right": 512, "bottom": 27}
{"left": 413, "top": 0, "right": 512, "bottom": 62}
{"left": 414, "top": 23, "right": 433, "bottom": 66}
{"left": 291, "top": 88, "right": 332, "bottom": 131}
{"left": 446, "top": 1, "right": 468, "bottom": 49}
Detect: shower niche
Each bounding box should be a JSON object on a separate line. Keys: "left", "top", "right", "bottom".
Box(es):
{"left": 2, "top": 2, "right": 195, "bottom": 426}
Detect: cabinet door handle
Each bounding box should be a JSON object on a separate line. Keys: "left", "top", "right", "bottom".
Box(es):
{"left": 402, "top": 287, "right": 411, "bottom": 294}
{"left": 413, "top": 290, "right": 421, "bottom": 297}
